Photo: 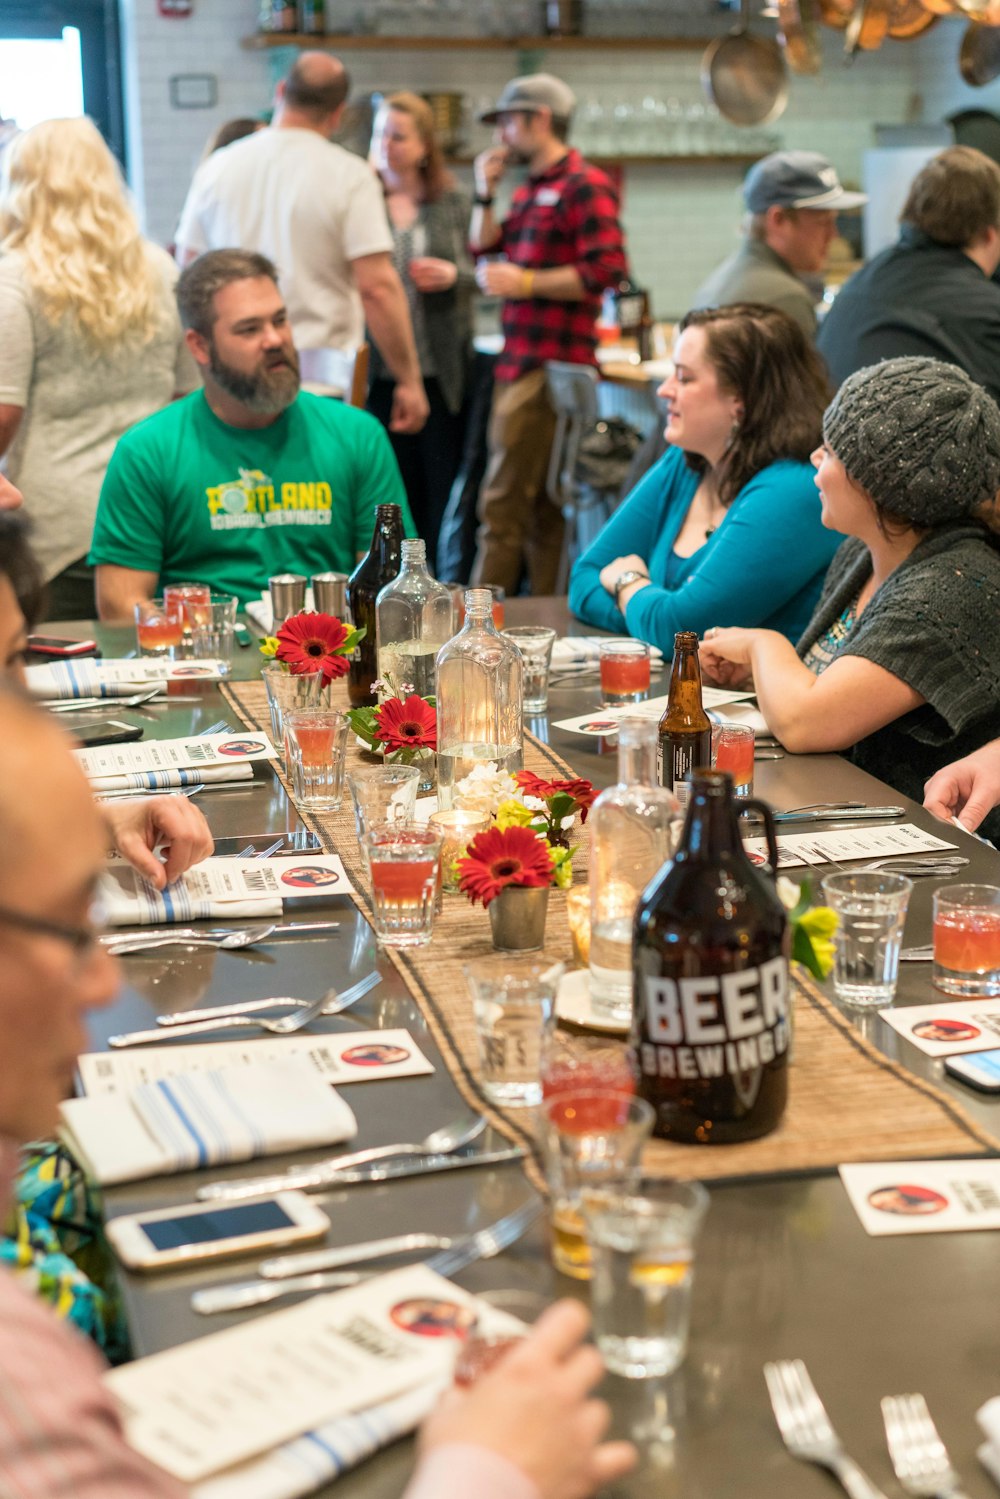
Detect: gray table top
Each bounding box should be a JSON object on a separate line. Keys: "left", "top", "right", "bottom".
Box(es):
{"left": 67, "top": 609, "right": 1000, "bottom": 1499}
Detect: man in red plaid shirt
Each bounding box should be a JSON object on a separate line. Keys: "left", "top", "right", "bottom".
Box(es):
{"left": 469, "top": 74, "right": 629, "bottom": 595}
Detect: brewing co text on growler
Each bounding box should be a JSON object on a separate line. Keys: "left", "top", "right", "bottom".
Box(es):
{"left": 632, "top": 769, "right": 789, "bottom": 1144}
{"left": 657, "top": 630, "right": 711, "bottom": 809}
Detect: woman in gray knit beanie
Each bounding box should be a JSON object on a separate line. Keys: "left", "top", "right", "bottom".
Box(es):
{"left": 697, "top": 356, "right": 1000, "bottom": 838}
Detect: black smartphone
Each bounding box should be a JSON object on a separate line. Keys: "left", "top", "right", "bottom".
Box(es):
{"left": 71, "top": 721, "right": 144, "bottom": 747}
{"left": 26, "top": 635, "right": 100, "bottom": 659}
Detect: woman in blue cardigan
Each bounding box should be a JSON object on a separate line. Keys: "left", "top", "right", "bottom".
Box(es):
{"left": 568, "top": 304, "right": 840, "bottom": 649}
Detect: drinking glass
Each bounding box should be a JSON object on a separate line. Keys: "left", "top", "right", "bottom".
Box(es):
{"left": 348, "top": 764, "right": 420, "bottom": 837}
{"left": 465, "top": 957, "right": 563, "bottom": 1108}
{"left": 365, "top": 822, "right": 442, "bottom": 949}
{"left": 565, "top": 883, "right": 591, "bottom": 965}
{"left": 583, "top": 1182, "right": 709, "bottom": 1378}
{"left": 449, "top": 584, "right": 505, "bottom": 631}
{"left": 711, "top": 722, "right": 755, "bottom": 797}
{"left": 284, "top": 709, "right": 349, "bottom": 811}
{"left": 162, "top": 581, "right": 211, "bottom": 624}
{"left": 540, "top": 1029, "right": 637, "bottom": 1102}
{"left": 821, "top": 871, "right": 913, "bottom": 1008}
{"left": 453, "top": 1290, "right": 548, "bottom": 1387}
{"left": 427, "top": 807, "right": 489, "bottom": 894}
{"left": 599, "top": 640, "right": 651, "bottom": 704}
{"left": 189, "top": 593, "right": 238, "bottom": 666}
{"left": 261, "top": 661, "right": 333, "bottom": 746}
{"left": 933, "top": 883, "right": 1000, "bottom": 997}
{"left": 539, "top": 1091, "right": 654, "bottom": 1279}
{"left": 502, "top": 626, "right": 557, "bottom": 714}
{"left": 134, "top": 598, "right": 183, "bottom": 658}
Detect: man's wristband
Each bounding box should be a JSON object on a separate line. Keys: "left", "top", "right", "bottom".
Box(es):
{"left": 473, "top": 194, "right": 494, "bottom": 207}
{"left": 521, "top": 268, "right": 535, "bottom": 297}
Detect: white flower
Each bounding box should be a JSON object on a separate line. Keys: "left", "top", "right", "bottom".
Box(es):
{"left": 453, "top": 763, "right": 523, "bottom": 818}
{"left": 776, "top": 875, "right": 803, "bottom": 913}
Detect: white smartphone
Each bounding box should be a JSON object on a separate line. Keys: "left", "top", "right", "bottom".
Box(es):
{"left": 945, "top": 1049, "right": 1000, "bottom": 1093}
{"left": 105, "top": 1191, "right": 330, "bottom": 1272}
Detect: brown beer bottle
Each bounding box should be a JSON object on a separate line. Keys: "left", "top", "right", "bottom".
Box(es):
{"left": 657, "top": 630, "right": 711, "bottom": 805}
{"left": 347, "top": 503, "right": 403, "bottom": 708}
{"left": 631, "top": 769, "right": 789, "bottom": 1144}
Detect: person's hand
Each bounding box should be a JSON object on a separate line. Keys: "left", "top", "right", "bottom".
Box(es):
{"left": 699, "top": 626, "right": 757, "bottom": 690}
{"left": 408, "top": 257, "right": 458, "bottom": 293}
{"left": 418, "top": 1300, "right": 636, "bottom": 1499}
{"left": 389, "top": 379, "right": 430, "bottom": 435}
{"left": 476, "top": 259, "right": 533, "bottom": 299}
{"left": 924, "top": 739, "right": 1000, "bottom": 832}
{"left": 599, "top": 554, "right": 649, "bottom": 597}
{"left": 474, "top": 145, "right": 508, "bottom": 198}
{"left": 104, "top": 796, "right": 213, "bottom": 889}
{"left": 0, "top": 473, "right": 23, "bottom": 509}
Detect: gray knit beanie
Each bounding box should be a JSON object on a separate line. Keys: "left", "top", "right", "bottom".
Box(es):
{"left": 822, "top": 356, "right": 1000, "bottom": 526}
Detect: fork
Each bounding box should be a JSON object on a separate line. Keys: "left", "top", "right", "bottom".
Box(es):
{"left": 882, "top": 1393, "right": 972, "bottom": 1498}
{"left": 765, "top": 1359, "right": 890, "bottom": 1499}
{"left": 155, "top": 969, "right": 381, "bottom": 1026}
{"left": 108, "top": 988, "right": 333, "bottom": 1047}
{"left": 198, "top": 719, "right": 233, "bottom": 736}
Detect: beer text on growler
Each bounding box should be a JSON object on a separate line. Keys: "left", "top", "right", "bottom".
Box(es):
{"left": 631, "top": 769, "right": 789, "bottom": 1144}
{"left": 657, "top": 631, "right": 711, "bottom": 806}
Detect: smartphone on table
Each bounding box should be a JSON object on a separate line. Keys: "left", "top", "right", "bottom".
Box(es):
{"left": 105, "top": 1191, "right": 330, "bottom": 1272}
{"left": 68, "top": 720, "right": 144, "bottom": 748}
{"left": 26, "top": 635, "right": 99, "bottom": 659}
{"left": 945, "top": 1050, "right": 1000, "bottom": 1093}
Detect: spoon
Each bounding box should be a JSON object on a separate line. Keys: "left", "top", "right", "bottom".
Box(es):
{"left": 49, "top": 689, "right": 163, "bottom": 713}
{"left": 103, "top": 922, "right": 281, "bottom": 956}
{"left": 196, "top": 1114, "right": 488, "bottom": 1201}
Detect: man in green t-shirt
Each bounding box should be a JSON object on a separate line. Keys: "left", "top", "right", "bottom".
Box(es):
{"left": 90, "top": 249, "right": 414, "bottom": 618}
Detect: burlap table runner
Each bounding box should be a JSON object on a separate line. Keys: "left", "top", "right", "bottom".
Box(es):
{"left": 222, "top": 678, "right": 1000, "bottom": 1182}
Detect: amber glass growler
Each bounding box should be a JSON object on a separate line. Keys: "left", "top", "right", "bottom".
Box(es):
{"left": 657, "top": 630, "right": 711, "bottom": 806}
{"left": 631, "top": 769, "right": 789, "bottom": 1144}
{"left": 347, "top": 503, "right": 404, "bottom": 707}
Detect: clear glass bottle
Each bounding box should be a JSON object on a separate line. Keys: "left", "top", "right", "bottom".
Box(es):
{"left": 435, "top": 587, "right": 523, "bottom": 809}
{"left": 589, "top": 718, "right": 681, "bottom": 1025}
{"left": 375, "top": 539, "right": 454, "bottom": 700}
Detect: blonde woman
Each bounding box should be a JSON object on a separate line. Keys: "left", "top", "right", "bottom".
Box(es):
{"left": 0, "top": 117, "right": 193, "bottom": 618}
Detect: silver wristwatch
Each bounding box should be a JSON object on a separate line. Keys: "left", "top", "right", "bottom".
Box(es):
{"left": 613, "top": 568, "right": 648, "bottom": 605}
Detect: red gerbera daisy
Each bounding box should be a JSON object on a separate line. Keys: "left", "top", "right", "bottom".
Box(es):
{"left": 276, "top": 612, "right": 351, "bottom": 686}
{"left": 374, "top": 694, "right": 437, "bottom": 753}
{"left": 515, "top": 770, "right": 597, "bottom": 822}
{"left": 458, "top": 825, "right": 554, "bottom": 907}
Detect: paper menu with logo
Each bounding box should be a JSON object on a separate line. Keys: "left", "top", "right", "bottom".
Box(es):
{"left": 742, "top": 823, "right": 958, "bottom": 870}
{"left": 100, "top": 852, "right": 353, "bottom": 925}
{"left": 879, "top": 998, "right": 1000, "bottom": 1057}
{"left": 76, "top": 1031, "right": 434, "bottom": 1096}
{"left": 75, "top": 731, "right": 277, "bottom": 781}
{"left": 840, "top": 1159, "right": 1000, "bottom": 1236}
{"left": 104, "top": 1265, "right": 473, "bottom": 1482}
{"left": 553, "top": 687, "right": 756, "bottom": 737}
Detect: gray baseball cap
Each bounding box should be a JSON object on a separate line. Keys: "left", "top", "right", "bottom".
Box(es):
{"left": 479, "top": 73, "right": 576, "bottom": 125}
{"left": 743, "top": 150, "right": 868, "bottom": 214}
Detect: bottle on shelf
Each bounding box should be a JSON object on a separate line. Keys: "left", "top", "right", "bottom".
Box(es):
{"left": 347, "top": 503, "right": 404, "bottom": 709}
{"left": 588, "top": 718, "right": 681, "bottom": 1026}
{"left": 435, "top": 587, "right": 523, "bottom": 810}
{"left": 657, "top": 629, "right": 712, "bottom": 807}
{"left": 632, "top": 768, "right": 789, "bottom": 1144}
{"left": 613, "top": 277, "right": 653, "bottom": 361}
{"left": 297, "top": 0, "right": 325, "bottom": 32}
{"left": 375, "top": 538, "right": 454, "bottom": 700}
{"left": 261, "top": 0, "right": 297, "bottom": 32}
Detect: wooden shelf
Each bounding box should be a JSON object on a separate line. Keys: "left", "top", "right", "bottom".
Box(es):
{"left": 242, "top": 32, "right": 717, "bottom": 51}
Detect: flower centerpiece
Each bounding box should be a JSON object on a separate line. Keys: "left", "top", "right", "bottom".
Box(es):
{"left": 260, "top": 611, "right": 364, "bottom": 745}
{"left": 777, "top": 876, "right": 838, "bottom": 980}
{"left": 344, "top": 675, "right": 437, "bottom": 791}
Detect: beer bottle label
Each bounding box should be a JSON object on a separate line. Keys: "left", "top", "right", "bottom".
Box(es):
{"left": 656, "top": 737, "right": 699, "bottom": 801}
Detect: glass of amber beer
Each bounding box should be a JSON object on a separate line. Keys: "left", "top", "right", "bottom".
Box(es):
{"left": 540, "top": 1091, "right": 653, "bottom": 1280}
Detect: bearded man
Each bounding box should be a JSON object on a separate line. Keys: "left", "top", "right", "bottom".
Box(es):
{"left": 90, "top": 250, "right": 413, "bottom": 619}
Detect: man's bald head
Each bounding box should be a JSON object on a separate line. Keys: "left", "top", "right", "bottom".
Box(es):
{"left": 281, "top": 53, "right": 350, "bottom": 121}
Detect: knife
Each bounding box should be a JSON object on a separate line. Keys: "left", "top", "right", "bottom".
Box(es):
{"left": 772, "top": 805, "right": 905, "bottom": 822}
{"left": 195, "top": 1146, "right": 527, "bottom": 1201}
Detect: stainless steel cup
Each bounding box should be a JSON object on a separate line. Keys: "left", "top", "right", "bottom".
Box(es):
{"left": 311, "top": 571, "right": 350, "bottom": 621}
{"left": 269, "top": 573, "right": 307, "bottom": 623}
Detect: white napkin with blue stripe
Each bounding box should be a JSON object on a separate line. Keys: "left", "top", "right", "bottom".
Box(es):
{"left": 59, "top": 1060, "right": 357, "bottom": 1185}
{"left": 551, "top": 635, "right": 663, "bottom": 675}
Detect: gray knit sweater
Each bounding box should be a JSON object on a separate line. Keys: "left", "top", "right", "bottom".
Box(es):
{"left": 796, "top": 523, "right": 1000, "bottom": 839}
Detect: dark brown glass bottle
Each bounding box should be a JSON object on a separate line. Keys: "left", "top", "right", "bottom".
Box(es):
{"left": 657, "top": 630, "right": 712, "bottom": 805}
{"left": 347, "top": 503, "right": 403, "bottom": 707}
{"left": 631, "top": 769, "right": 789, "bottom": 1144}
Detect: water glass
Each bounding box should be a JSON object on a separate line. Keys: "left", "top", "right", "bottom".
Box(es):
{"left": 583, "top": 1182, "right": 709, "bottom": 1379}
{"left": 311, "top": 571, "right": 349, "bottom": 620}
{"left": 284, "top": 709, "right": 349, "bottom": 811}
{"left": 348, "top": 764, "right": 420, "bottom": 837}
{"left": 427, "top": 807, "right": 489, "bottom": 894}
{"left": 134, "top": 598, "right": 183, "bottom": 658}
{"left": 821, "top": 871, "right": 913, "bottom": 1008}
{"left": 933, "top": 883, "right": 1000, "bottom": 997}
{"left": 190, "top": 593, "right": 238, "bottom": 666}
{"left": 465, "top": 957, "right": 563, "bottom": 1108}
{"left": 540, "top": 1091, "right": 654, "bottom": 1280}
{"left": 261, "top": 661, "right": 332, "bottom": 745}
{"left": 599, "top": 640, "right": 651, "bottom": 704}
{"left": 711, "top": 722, "right": 754, "bottom": 797}
{"left": 269, "top": 572, "right": 307, "bottom": 624}
{"left": 502, "top": 626, "right": 557, "bottom": 714}
{"left": 365, "top": 822, "right": 442, "bottom": 949}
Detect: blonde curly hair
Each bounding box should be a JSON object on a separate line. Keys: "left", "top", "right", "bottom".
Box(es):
{"left": 0, "top": 116, "right": 168, "bottom": 350}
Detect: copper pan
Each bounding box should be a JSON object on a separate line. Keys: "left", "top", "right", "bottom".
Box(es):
{"left": 845, "top": 0, "right": 891, "bottom": 51}
{"left": 778, "top": 0, "right": 824, "bottom": 72}
{"left": 920, "top": 0, "right": 960, "bottom": 13}
{"left": 957, "top": 0, "right": 1000, "bottom": 22}
{"left": 817, "top": 0, "right": 854, "bottom": 27}
{"left": 887, "top": 0, "right": 939, "bottom": 34}
{"left": 960, "top": 20, "right": 1000, "bottom": 83}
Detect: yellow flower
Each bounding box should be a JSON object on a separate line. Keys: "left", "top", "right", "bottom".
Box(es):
{"left": 797, "top": 905, "right": 838, "bottom": 978}
{"left": 551, "top": 846, "right": 575, "bottom": 890}
{"left": 259, "top": 636, "right": 280, "bottom": 659}
{"left": 496, "top": 798, "right": 534, "bottom": 830}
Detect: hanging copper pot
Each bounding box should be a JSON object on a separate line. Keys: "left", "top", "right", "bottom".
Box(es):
{"left": 920, "top": 0, "right": 960, "bottom": 13}
{"left": 817, "top": 0, "right": 855, "bottom": 26}
{"left": 957, "top": 0, "right": 1000, "bottom": 22}
{"left": 960, "top": 20, "right": 1000, "bottom": 83}
{"left": 845, "top": 0, "right": 891, "bottom": 53}
{"left": 887, "top": 0, "right": 939, "bottom": 34}
{"left": 777, "top": 0, "right": 824, "bottom": 71}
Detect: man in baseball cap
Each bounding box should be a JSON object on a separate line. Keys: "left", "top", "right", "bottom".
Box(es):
{"left": 691, "top": 149, "right": 867, "bottom": 337}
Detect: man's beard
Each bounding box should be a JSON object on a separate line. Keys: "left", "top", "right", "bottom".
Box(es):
{"left": 208, "top": 342, "right": 301, "bottom": 415}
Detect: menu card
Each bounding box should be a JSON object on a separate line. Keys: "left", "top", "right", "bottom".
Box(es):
{"left": 76, "top": 731, "right": 277, "bottom": 783}
{"left": 104, "top": 1265, "right": 475, "bottom": 1482}
{"left": 553, "top": 687, "right": 756, "bottom": 737}
{"left": 840, "top": 1159, "right": 1000, "bottom": 1236}
{"left": 76, "top": 1030, "right": 434, "bottom": 1097}
{"left": 880, "top": 998, "right": 1000, "bottom": 1057}
{"left": 100, "top": 852, "right": 353, "bottom": 926}
{"left": 29, "top": 659, "right": 231, "bottom": 699}
{"left": 742, "top": 822, "right": 957, "bottom": 870}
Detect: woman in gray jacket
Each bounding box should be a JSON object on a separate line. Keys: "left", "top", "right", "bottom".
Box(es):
{"left": 368, "top": 92, "right": 475, "bottom": 563}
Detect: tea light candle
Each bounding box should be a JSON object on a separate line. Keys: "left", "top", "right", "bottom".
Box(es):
{"left": 428, "top": 808, "right": 489, "bottom": 893}
{"left": 564, "top": 884, "right": 591, "bottom": 966}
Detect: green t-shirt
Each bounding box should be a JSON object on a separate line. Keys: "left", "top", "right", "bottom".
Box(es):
{"left": 89, "top": 391, "right": 414, "bottom": 603}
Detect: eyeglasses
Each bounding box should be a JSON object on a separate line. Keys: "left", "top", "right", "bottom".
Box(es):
{"left": 0, "top": 899, "right": 108, "bottom": 960}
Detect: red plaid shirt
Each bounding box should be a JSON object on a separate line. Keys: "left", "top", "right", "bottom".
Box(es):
{"left": 478, "top": 149, "right": 628, "bottom": 383}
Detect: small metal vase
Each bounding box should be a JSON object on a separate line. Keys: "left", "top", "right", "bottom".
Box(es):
{"left": 488, "top": 885, "right": 551, "bottom": 953}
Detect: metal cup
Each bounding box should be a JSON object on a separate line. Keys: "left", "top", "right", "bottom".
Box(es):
{"left": 268, "top": 573, "right": 307, "bottom": 624}
{"left": 311, "top": 571, "right": 350, "bottom": 621}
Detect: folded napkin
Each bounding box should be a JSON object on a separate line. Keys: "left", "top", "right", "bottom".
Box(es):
{"left": 99, "top": 866, "right": 282, "bottom": 927}
{"left": 27, "top": 659, "right": 231, "bottom": 700}
{"left": 60, "top": 1060, "right": 357, "bottom": 1186}
{"left": 191, "top": 1383, "right": 443, "bottom": 1499}
{"left": 550, "top": 636, "right": 664, "bottom": 675}
{"left": 246, "top": 590, "right": 317, "bottom": 637}
{"left": 977, "top": 1397, "right": 1000, "bottom": 1486}
{"left": 90, "top": 763, "right": 254, "bottom": 794}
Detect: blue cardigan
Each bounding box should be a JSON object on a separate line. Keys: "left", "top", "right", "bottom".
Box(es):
{"left": 568, "top": 446, "right": 840, "bottom": 650}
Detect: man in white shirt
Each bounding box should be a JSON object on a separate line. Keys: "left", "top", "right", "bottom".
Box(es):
{"left": 175, "top": 53, "right": 428, "bottom": 435}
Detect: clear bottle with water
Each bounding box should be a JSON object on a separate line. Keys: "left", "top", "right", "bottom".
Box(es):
{"left": 589, "top": 718, "right": 680, "bottom": 1024}
{"left": 375, "top": 539, "right": 454, "bottom": 700}
{"left": 435, "top": 587, "right": 523, "bottom": 809}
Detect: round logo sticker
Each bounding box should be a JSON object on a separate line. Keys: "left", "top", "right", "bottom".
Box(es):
{"left": 866, "top": 1184, "right": 949, "bottom": 1216}
{"left": 279, "top": 865, "right": 341, "bottom": 889}
{"left": 912, "top": 1018, "right": 982, "bottom": 1044}
{"left": 341, "top": 1044, "right": 410, "bottom": 1067}
{"left": 389, "top": 1298, "right": 476, "bottom": 1339}
{"left": 216, "top": 739, "right": 265, "bottom": 756}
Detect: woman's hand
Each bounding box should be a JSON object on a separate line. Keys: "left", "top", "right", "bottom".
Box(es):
{"left": 699, "top": 626, "right": 760, "bottom": 689}
{"left": 409, "top": 257, "right": 458, "bottom": 293}
{"left": 104, "top": 796, "right": 213, "bottom": 889}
